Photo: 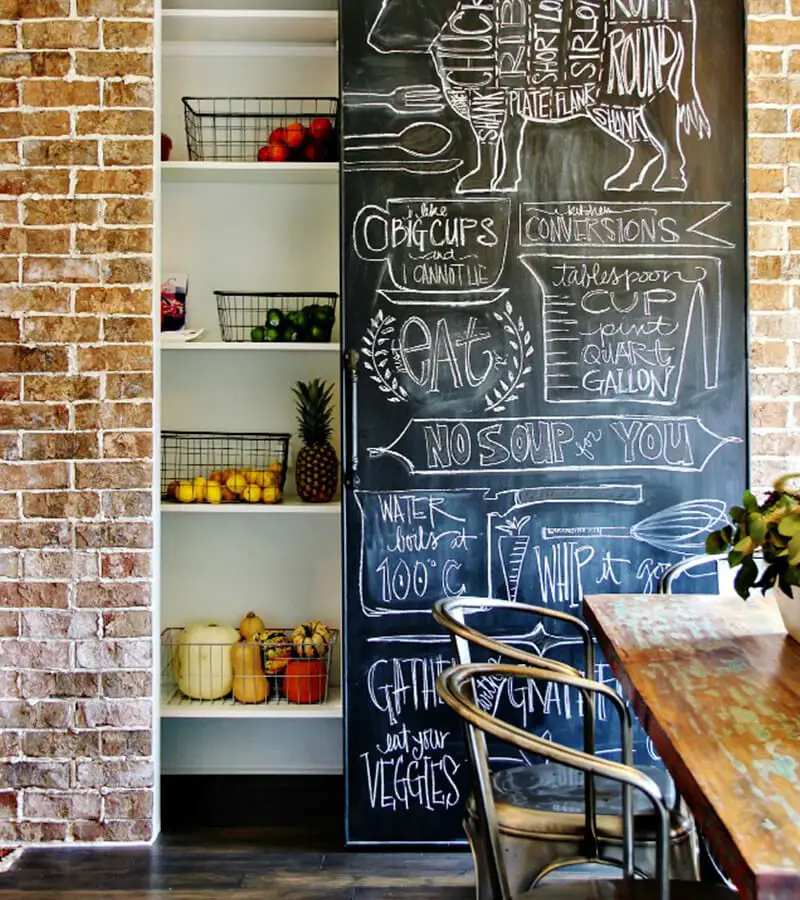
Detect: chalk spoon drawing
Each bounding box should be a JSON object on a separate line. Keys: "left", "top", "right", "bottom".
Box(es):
{"left": 367, "top": 0, "right": 711, "bottom": 195}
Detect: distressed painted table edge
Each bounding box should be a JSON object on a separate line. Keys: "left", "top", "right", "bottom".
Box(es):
{"left": 583, "top": 593, "right": 800, "bottom": 900}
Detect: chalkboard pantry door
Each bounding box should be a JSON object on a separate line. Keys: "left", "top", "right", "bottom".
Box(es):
{"left": 340, "top": 0, "right": 748, "bottom": 845}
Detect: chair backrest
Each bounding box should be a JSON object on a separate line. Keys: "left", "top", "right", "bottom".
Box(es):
{"left": 657, "top": 551, "right": 765, "bottom": 595}
{"left": 432, "top": 595, "right": 593, "bottom": 679}
{"left": 437, "top": 662, "right": 672, "bottom": 900}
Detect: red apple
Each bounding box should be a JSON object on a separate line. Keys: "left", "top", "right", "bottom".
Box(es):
{"left": 258, "top": 143, "right": 291, "bottom": 162}
{"left": 268, "top": 127, "right": 287, "bottom": 145}
{"left": 284, "top": 121, "right": 307, "bottom": 150}
{"left": 301, "top": 140, "right": 325, "bottom": 162}
{"left": 309, "top": 117, "right": 333, "bottom": 142}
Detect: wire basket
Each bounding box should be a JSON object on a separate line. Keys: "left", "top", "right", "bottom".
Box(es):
{"left": 161, "top": 431, "right": 290, "bottom": 504}
{"left": 161, "top": 627, "right": 338, "bottom": 707}
{"left": 182, "top": 97, "right": 339, "bottom": 162}
{"left": 215, "top": 292, "right": 338, "bottom": 343}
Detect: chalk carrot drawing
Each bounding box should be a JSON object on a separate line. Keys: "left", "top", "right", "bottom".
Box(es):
{"left": 367, "top": 0, "right": 711, "bottom": 194}
{"left": 496, "top": 516, "right": 531, "bottom": 603}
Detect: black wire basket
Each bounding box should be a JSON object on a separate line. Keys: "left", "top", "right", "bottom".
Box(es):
{"left": 215, "top": 291, "right": 338, "bottom": 343}
{"left": 161, "top": 431, "right": 290, "bottom": 505}
{"left": 182, "top": 97, "right": 340, "bottom": 162}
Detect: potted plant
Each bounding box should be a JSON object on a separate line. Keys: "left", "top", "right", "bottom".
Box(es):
{"left": 706, "top": 473, "right": 800, "bottom": 642}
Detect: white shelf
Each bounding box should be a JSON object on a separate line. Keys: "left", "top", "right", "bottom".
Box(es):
{"left": 162, "top": 340, "right": 340, "bottom": 352}
{"left": 161, "top": 686, "right": 342, "bottom": 719}
{"left": 161, "top": 497, "right": 341, "bottom": 514}
{"left": 162, "top": 8, "right": 337, "bottom": 44}
{"left": 161, "top": 161, "right": 339, "bottom": 185}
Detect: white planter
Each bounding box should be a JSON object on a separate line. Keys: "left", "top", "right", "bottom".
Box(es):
{"left": 774, "top": 584, "right": 800, "bottom": 644}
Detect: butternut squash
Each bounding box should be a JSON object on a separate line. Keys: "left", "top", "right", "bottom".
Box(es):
{"left": 239, "top": 611, "right": 265, "bottom": 641}
{"left": 231, "top": 640, "right": 268, "bottom": 704}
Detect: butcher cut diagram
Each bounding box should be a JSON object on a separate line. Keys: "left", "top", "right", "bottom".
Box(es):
{"left": 364, "top": 0, "right": 711, "bottom": 195}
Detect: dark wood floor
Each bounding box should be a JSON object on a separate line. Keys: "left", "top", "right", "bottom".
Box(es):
{"left": 0, "top": 777, "right": 475, "bottom": 900}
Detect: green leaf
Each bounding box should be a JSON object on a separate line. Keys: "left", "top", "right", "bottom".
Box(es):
{"left": 734, "top": 556, "right": 759, "bottom": 600}
{"left": 788, "top": 532, "right": 800, "bottom": 567}
{"left": 778, "top": 514, "right": 800, "bottom": 538}
{"left": 729, "top": 506, "right": 746, "bottom": 522}
{"left": 705, "top": 531, "right": 727, "bottom": 554}
{"left": 728, "top": 549, "right": 744, "bottom": 568}
{"left": 743, "top": 490, "right": 758, "bottom": 511}
{"left": 733, "top": 536, "right": 754, "bottom": 555}
{"left": 748, "top": 514, "right": 766, "bottom": 544}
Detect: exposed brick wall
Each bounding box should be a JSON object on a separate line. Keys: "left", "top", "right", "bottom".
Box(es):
{"left": 749, "top": 2, "right": 800, "bottom": 487}
{"left": 0, "top": 0, "right": 154, "bottom": 845}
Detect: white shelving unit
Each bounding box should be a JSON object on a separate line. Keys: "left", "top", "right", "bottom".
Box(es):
{"left": 158, "top": 0, "right": 343, "bottom": 777}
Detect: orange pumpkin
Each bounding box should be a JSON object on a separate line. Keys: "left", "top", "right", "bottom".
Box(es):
{"left": 282, "top": 659, "right": 327, "bottom": 704}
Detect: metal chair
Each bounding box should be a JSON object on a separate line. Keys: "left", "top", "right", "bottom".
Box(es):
{"left": 437, "top": 662, "right": 735, "bottom": 900}
{"left": 432, "top": 597, "right": 698, "bottom": 899}
{"left": 657, "top": 552, "right": 765, "bottom": 595}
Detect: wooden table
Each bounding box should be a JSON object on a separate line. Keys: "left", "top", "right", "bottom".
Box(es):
{"left": 584, "top": 593, "right": 800, "bottom": 900}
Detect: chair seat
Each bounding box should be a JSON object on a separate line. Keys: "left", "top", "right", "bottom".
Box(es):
{"left": 518, "top": 878, "right": 734, "bottom": 899}
{"left": 468, "top": 765, "right": 692, "bottom": 841}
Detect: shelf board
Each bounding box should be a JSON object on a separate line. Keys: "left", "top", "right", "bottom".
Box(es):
{"left": 162, "top": 8, "right": 338, "bottom": 44}
{"left": 162, "top": 340, "right": 341, "bottom": 352}
{"left": 161, "top": 161, "right": 339, "bottom": 185}
{"left": 161, "top": 497, "right": 341, "bottom": 514}
{"left": 161, "top": 686, "right": 342, "bottom": 719}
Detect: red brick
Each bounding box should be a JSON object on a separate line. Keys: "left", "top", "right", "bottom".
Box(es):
{"left": 0, "top": 346, "right": 67, "bottom": 373}
{"left": 24, "top": 375, "right": 99, "bottom": 402}
{"left": 77, "top": 345, "right": 152, "bottom": 372}
{"left": 74, "top": 461, "right": 151, "bottom": 489}
{"left": 22, "top": 433, "right": 99, "bottom": 461}
{"left": 0, "top": 376, "right": 20, "bottom": 400}
{"left": 23, "top": 257, "right": 100, "bottom": 283}
{"left": 76, "top": 109, "right": 152, "bottom": 136}
{"left": 22, "top": 490, "right": 100, "bottom": 518}
{"left": 21, "top": 20, "right": 99, "bottom": 50}
{"left": 101, "top": 490, "right": 150, "bottom": 519}
{"left": 74, "top": 401, "right": 151, "bottom": 430}
{"left": 0, "top": 286, "right": 69, "bottom": 314}
{"left": 75, "top": 51, "right": 152, "bottom": 78}
{"left": 105, "top": 373, "right": 152, "bottom": 400}
{"left": 22, "top": 316, "right": 100, "bottom": 343}
{"left": 74, "top": 522, "right": 152, "bottom": 549}
{"left": 0, "top": 522, "right": 70, "bottom": 549}
{"left": 0, "top": 462, "right": 68, "bottom": 490}
{"left": 21, "top": 549, "right": 97, "bottom": 581}
{"left": 0, "top": 169, "right": 69, "bottom": 195}
{"left": 102, "top": 432, "right": 151, "bottom": 459}
{"left": 0, "top": 403, "right": 68, "bottom": 429}
{"left": 24, "top": 198, "right": 99, "bottom": 226}
{"left": 23, "top": 730, "right": 99, "bottom": 758}
{"left": 23, "top": 139, "right": 98, "bottom": 167}
{"left": 100, "top": 551, "right": 150, "bottom": 579}
{"left": 75, "top": 286, "right": 150, "bottom": 314}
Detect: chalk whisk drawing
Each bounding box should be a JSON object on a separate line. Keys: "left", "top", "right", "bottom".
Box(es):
{"left": 367, "top": 0, "right": 711, "bottom": 195}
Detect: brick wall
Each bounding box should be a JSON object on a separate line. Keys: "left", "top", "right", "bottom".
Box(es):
{"left": 749, "top": 2, "right": 800, "bottom": 486}
{"left": 0, "top": 1, "right": 797, "bottom": 849}
{"left": 0, "top": 0, "right": 154, "bottom": 845}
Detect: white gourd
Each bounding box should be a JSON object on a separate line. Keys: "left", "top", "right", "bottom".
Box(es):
{"left": 175, "top": 622, "right": 241, "bottom": 699}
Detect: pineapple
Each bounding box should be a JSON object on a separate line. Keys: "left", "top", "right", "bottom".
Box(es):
{"left": 293, "top": 379, "right": 339, "bottom": 503}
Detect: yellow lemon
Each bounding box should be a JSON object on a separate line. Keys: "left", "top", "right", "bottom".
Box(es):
{"left": 244, "top": 470, "right": 260, "bottom": 485}
{"left": 226, "top": 473, "right": 248, "bottom": 495}
{"left": 261, "top": 470, "right": 277, "bottom": 488}
{"left": 220, "top": 486, "right": 235, "bottom": 503}
{"left": 192, "top": 477, "right": 208, "bottom": 502}
{"left": 267, "top": 461, "right": 283, "bottom": 476}
{"left": 208, "top": 471, "right": 223, "bottom": 483}
{"left": 176, "top": 481, "right": 194, "bottom": 503}
{"left": 206, "top": 481, "right": 222, "bottom": 504}
{"left": 242, "top": 484, "right": 262, "bottom": 503}
{"left": 262, "top": 485, "right": 281, "bottom": 504}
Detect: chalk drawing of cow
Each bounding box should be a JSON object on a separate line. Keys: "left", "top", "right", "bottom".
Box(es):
{"left": 367, "top": 0, "right": 711, "bottom": 194}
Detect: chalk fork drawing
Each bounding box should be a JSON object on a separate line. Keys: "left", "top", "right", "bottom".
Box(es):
{"left": 344, "top": 84, "right": 445, "bottom": 115}
{"left": 344, "top": 121, "right": 453, "bottom": 159}
{"left": 541, "top": 498, "right": 729, "bottom": 555}
{"left": 367, "top": 0, "right": 710, "bottom": 195}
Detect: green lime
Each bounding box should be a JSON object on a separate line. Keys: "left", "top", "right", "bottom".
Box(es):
{"left": 265, "top": 327, "right": 280, "bottom": 342}
{"left": 309, "top": 324, "right": 326, "bottom": 342}
{"left": 289, "top": 310, "right": 308, "bottom": 331}
{"left": 250, "top": 325, "right": 265, "bottom": 342}
{"left": 266, "top": 308, "right": 283, "bottom": 329}
{"left": 319, "top": 305, "right": 335, "bottom": 323}
{"left": 282, "top": 325, "right": 299, "bottom": 342}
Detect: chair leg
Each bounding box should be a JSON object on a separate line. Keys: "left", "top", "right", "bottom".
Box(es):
{"left": 463, "top": 814, "right": 496, "bottom": 900}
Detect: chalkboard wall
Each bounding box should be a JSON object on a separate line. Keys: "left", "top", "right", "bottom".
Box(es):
{"left": 340, "top": 0, "right": 748, "bottom": 845}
